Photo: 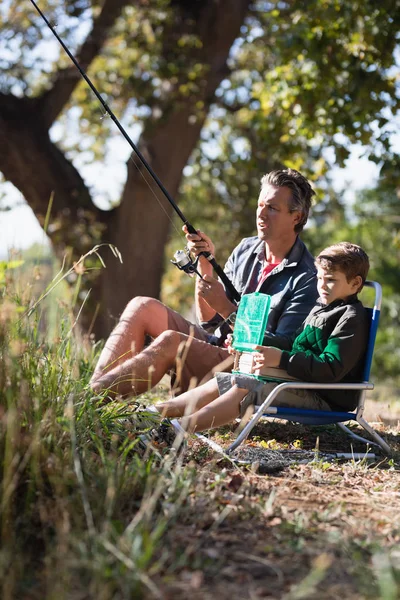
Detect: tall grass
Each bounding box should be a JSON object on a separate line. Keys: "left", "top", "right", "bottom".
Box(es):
{"left": 2, "top": 255, "right": 400, "bottom": 600}
{"left": 0, "top": 256, "right": 193, "bottom": 600}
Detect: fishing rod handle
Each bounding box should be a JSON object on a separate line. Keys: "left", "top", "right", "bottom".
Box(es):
{"left": 208, "top": 258, "right": 241, "bottom": 302}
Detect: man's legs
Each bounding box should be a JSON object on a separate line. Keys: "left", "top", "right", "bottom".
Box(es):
{"left": 91, "top": 327, "right": 231, "bottom": 398}
{"left": 91, "top": 329, "right": 193, "bottom": 396}
{"left": 90, "top": 296, "right": 224, "bottom": 395}
{"left": 92, "top": 297, "right": 170, "bottom": 380}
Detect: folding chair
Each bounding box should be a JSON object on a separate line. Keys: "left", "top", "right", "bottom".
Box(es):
{"left": 225, "top": 281, "right": 391, "bottom": 456}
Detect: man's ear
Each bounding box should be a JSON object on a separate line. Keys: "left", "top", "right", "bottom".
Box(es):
{"left": 292, "top": 210, "right": 302, "bottom": 225}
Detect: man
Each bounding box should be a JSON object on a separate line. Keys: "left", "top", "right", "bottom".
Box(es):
{"left": 90, "top": 168, "right": 318, "bottom": 397}
{"left": 152, "top": 242, "right": 370, "bottom": 433}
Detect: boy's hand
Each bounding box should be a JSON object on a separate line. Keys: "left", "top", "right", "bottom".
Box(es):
{"left": 226, "top": 334, "right": 236, "bottom": 355}
{"left": 252, "top": 346, "right": 282, "bottom": 369}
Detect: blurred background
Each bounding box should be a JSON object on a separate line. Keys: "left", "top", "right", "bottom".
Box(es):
{"left": 1, "top": 0, "right": 399, "bottom": 385}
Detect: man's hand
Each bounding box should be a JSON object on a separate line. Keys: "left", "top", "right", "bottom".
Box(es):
{"left": 198, "top": 274, "right": 236, "bottom": 317}
{"left": 182, "top": 225, "right": 233, "bottom": 321}
{"left": 252, "top": 346, "right": 282, "bottom": 370}
{"left": 183, "top": 226, "right": 215, "bottom": 257}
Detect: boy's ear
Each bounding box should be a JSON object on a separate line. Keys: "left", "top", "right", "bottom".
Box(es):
{"left": 352, "top": 275, "right": 363, "bottom": 292}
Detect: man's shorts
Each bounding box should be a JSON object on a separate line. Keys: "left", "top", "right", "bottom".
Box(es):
{"left": 167, "top": 307, "right": 233, "bottom": 394}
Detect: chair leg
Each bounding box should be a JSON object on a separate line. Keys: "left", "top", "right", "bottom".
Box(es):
{"left": 357, "top": 417, "right": 392, "bottom": 455}
{"left": 194, "top": 432, "right": 225, "bottom": 453}
{"left": 337, "top": 421, "right": 391, "bottom": 455}
{"left": 337, "top": 422, "right": 380, "bottom": 448}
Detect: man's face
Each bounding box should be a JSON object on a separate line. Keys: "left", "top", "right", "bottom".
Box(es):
{"left": 256, "top": 184, "right": 301, "bottom": 243}
{"left": 317, "top": 265, "right": 361, "bottom": 305}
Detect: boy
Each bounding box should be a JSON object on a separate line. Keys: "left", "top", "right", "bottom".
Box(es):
{"left": 153, "top": 242, "right": 370, "bottom": 434}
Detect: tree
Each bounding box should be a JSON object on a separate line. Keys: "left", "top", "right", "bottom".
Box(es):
{"left": 0, "top": 0, "right": 399, "bottom": 338}
{"left": 296, "top": 160, "right": 400, "bottom": 383}
{"left": 352, "top": 162, "right": 400, "bottom": 382}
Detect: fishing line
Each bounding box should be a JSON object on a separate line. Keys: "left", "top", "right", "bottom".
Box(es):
{"left": 92, "top": 93, "right": 183, "bottom": 237}
{"left": 126, "top": 153, "right": 183, "bottom": 240}
{"left": 28, "top": 0, "right": 241, "bottom": 301}
{"left": 94, "top": 103, "right": 176, "bottom": 235}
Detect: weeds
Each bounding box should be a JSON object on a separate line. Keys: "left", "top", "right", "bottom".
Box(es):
{"left": 1, "top": 255, "right": 400, "bottom": 599}
{"left": 0, "top": 255, "right": 195, "bottom": 599}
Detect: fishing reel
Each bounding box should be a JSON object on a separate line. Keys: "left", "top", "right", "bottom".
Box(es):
{"left": 171, "top": 248, "right": 202, "bottom": 278}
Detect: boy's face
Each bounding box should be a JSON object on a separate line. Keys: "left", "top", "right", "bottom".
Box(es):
{"left": 317, "top": 265, "right": 362, "bottom": 305}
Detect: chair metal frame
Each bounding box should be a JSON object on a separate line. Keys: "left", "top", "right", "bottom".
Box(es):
{"left": 225, "top": 281, "right": 391, "bottom": 456}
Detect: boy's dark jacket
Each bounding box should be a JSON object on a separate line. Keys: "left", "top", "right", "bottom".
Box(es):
{"left": 278, "top": 295, "right": 369, "bottom": 410}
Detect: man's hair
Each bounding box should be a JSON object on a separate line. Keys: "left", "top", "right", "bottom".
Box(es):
{"left": 260, "top": 168, "right": 315, "bottom": 233}
{"left": 315, "top": 242, "right": 370, "bottom": 289}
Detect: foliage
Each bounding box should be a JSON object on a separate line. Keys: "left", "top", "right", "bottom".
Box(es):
{"left": 352, "top": 170, "right": 400, "bottom": 383}
{"left": 0, "top": 258, "right": 25, "bottom": 283}
{"left": 1, "top": 1, "right": 399, "bottom": 261}
{"left": 178, "top": 0, "right": 400, "bottom": 240}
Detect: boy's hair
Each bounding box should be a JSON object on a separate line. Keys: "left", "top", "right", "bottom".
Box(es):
{"left": 260, "top": 168, "right": 315, "bottom": 233}
{"left": 316, "top": 242, "right": 370, "bottom": 288}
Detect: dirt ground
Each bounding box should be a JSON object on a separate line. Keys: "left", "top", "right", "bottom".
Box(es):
{"left": 152, "top": 396, "right": 400, "bottom": 599}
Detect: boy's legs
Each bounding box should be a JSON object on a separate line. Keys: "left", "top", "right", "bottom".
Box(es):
{"left": 156, "top": 377, "right": 221, "bottom": 418}
{"left": 156, "top": 373, "right": 248, "bottom": 433}
{"left": 150, "top": 377, "right": 330, "bottom": 437}
{"left": 164, "top": 382, "right": 327, "bottom": 435}
{"left": 180, "top": 385, "right": 248, "bottom": 433}
{"left": 218, "top": 373, "right": 331, "bottom": 419}
{"left": 239, "top": 381, "right": 331, "bottom": 416}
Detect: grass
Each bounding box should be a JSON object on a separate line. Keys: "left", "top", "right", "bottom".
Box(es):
{"left": 0, "top": 258, "right": 195, "bottom": 599}
{"left": 1, "top": 257, "right": 400, "bottom": 599}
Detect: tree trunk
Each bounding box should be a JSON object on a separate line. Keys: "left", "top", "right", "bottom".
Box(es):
{"left": 95, "top": 0, "right": 252, "bottom": 336}
{"left": 97, "top": 110, "right": 205, "bottom": 334}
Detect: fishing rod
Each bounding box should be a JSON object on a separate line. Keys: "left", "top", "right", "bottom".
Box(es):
{"left": 29, "top": 0, "right": 241, "bottom": 303}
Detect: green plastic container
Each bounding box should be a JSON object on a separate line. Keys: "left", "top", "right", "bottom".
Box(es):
{"left": 232, "top": 292, "right": 271, "bottom": 352}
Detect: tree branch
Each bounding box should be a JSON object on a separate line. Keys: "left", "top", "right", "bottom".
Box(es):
{"left": 215, "top": 99, "right": 247, "bottom": 113}
{"left": 39, "top": 0, "right": 131, "bottom": 128}
{"left": 0, "top": 92, "right": 106, "bottom": 255}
